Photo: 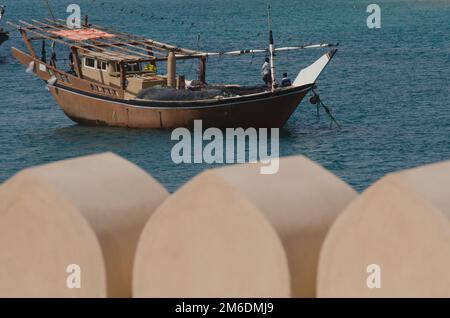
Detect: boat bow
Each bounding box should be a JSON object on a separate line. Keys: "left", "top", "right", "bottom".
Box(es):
{"left": 293, "top": 49, "right": 337, "bottom": 87}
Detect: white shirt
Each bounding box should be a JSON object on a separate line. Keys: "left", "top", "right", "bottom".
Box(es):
{"left": 261, "top": 61, "right": 270, "bottom": 76}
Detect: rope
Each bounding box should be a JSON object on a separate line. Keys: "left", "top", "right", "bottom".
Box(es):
{"left": 43, "top": 0, "right": 56, "bottom": 22}
{"left": 311, "top": 89, "right": 341, "bottom": 129}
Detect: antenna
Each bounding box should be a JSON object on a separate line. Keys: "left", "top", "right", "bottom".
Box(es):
{"left": 267, "top": 1, "right": 272, "bottom": 32}
{"left": 267, "top": 1, "right": 276, "bottom": 91}
{"left": 43, "top": 0, "right": 56, "bottom": 22}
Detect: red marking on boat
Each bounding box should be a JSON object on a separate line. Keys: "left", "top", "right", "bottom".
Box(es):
{"left": 51, "top": 28, "right": 115, "bottom": 41}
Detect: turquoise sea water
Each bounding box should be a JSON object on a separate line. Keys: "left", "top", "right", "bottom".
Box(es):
{"left": 0, "top": 0, "right": 449, "bottom": 192}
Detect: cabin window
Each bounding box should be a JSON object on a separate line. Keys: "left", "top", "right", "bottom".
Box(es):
{"left": 112, "top": 63, "right": 124, "bottom": 73}
{"left": 84, "top": 58, "right": 96, "bottom": 68}
{"left": 97, "top": 60, "right": 108, "bottom": 71}
{"left": 125, "top": 63, "right": 141, "bottom": 72}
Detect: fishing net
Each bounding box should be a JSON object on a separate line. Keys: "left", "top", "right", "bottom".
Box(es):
{"left": 136, "top": 86, "right": 268, "bottom": 101}
{"left": 136, "top": 87, "right": 225, "bottom": 101}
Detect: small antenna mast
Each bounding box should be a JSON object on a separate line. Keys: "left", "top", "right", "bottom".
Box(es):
{"left": 267, "top": 1, "right": 276, "bottom": 91}
{"left": 44, "top": 0, "right": 56, "bottom": 22}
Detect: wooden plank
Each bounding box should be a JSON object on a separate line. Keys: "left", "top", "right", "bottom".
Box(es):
{"left": 10, "top": 20, "right": 204, "bottom": 64}
{"left": 18, "top": 29, "right": 37, "bottom": 57}
{"left": 12, "top": 47, "right": 124, "bottom": 98}
{"left": 19, "top": 20, "right": 141, "bottom": 61}
{"left": 199, "top": 56, "right": 207, "bottom": 83}
{"left": 34, "top": 19, "right": 158, "bottom": 60}
{"left": 6, "top": 22, "right": 110, "bottom": 60}
{"left": 89, "top": 22, "right": 203, "bottom": 56}
{"left": 71, "top": 47, "right": 83, "bottom": 79}
{"left": 52, "top": 19, "right": 168, "bottom": 57}
{"left": 119, "top": 62, "right": 127, "bottom": 90}
{"left": 30, "top": 19, "right": 201, "bottom": 60}
{"left": 167, "top": 51, "right": 176, "bottom": 88}
{"left": 147, "top": 48, "right": 156, "bottom": 66}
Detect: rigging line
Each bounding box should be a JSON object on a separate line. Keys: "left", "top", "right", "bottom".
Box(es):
{"left": 188, "top": 34, "right": 200, "bottom": 76}
{"left": 195, "top": 34, "right": 201, "bottom": 76}
{"left": 267, "top": 0, "right": 273, "bottom": 33}
{"left": 311, "top": 89, "right": 341, "bottom": 129}
{"left": 43, "top": 0, "right": 56, "bottom": 23}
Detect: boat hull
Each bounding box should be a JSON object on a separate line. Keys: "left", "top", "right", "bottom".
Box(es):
{"left": 12, "top": 46, "right": 311, "bottom": 129}
{"left": 49, "top": 85, "right": 310, "bottom": 129}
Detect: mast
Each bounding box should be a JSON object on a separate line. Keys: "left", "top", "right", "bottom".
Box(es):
{"left": 267, "top": 2, "right": 276, "bottom": 91}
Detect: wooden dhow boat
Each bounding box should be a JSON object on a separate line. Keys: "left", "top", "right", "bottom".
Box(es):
{"left": 8, "top": 18, "right": 338, "bottom": 129}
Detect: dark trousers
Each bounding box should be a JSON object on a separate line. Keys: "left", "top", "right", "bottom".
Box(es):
{"left": 263, "top": 73, "right": 272, "bottom": 86}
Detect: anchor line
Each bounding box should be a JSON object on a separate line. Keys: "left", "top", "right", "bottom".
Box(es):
{"left": 311, "top": 89, "right": 341, "bottom": 129}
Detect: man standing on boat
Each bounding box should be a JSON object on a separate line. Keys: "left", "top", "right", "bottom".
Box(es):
{"left": 261, "top": 57, "right": 272, "bottom": 86}
{"left": 0, "top": 5, "right": 5, "bottom": 21}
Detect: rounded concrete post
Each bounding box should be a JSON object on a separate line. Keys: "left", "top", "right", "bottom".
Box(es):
{"left": 0, "top": 153, "right": 169, "bottom": 298}
{"left": 133, "top": 155, "right": 356, "bottom": 297}
{"left": 318, "top": 161, "right": 450, "bottom": 297}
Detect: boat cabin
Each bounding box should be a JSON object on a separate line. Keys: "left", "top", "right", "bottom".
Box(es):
{"left": 79, "top": 54, "right": 167, "bottom": 98}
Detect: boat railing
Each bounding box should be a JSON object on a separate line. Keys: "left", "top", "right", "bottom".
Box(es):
{"left": 89, "top": 83, "right": 120, "bottom": 98}
{"left": 46, "top": 64, "right": 121, "bottom": 98}
{"left": 46, "top": 65, "right": 122, "bottom": 98}
{"left": 11, "top": 43, "right": 124, "bottom": 99}
{"left": 50, "top": 70, "right": 71, "bottom": 84}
